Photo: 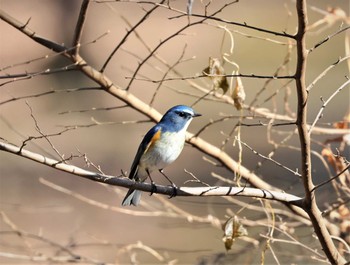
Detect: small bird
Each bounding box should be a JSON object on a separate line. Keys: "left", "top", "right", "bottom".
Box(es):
{"left": 122, "top": 105, "right": 201, "bottom": 206}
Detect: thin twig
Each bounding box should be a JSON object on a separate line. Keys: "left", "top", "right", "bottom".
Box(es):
{"left": 306, "top": 55, "right": 350, "bottom": 92}
{"left": 25, "top": 102, "right": 66, "bottom": 161}
{"left": 0, "top": 87, "right": 101, "bottom": 106}
{"left": 0, "top": 64, "right": 78, "bottom": 87}
{"left": 100, "top": 1, "right": 164, "bottom": 72}
{"left": 177, "top": 11, "right": 295, "bottom": 39}
{"left": 127, "top": 73, "right": 294, "bottom": 83}
{"left": 150, "top": 44, "right": 189, "bottom": 106}
{"left": 309, "top": 25, "right": 350, "bottom": 53}
{"left": 58, "top": 104, "right": 128, "bottom": 115}
{"left": 0, "top": 212, "right": 101, "bottom": 263}
{"left": 311, "top": 164, "right": 350, "bottom": 193}
{"left": 124, "top": 1, "right": 239, "bottom": 90}
{"left": 236, "top": 137, "right": 302, "bottom": 177}
{"left": 72, "top": 0, "right": 91, "bottom": 56}
{"left": 308, "top": 78, "right": 350, "bottom": 136}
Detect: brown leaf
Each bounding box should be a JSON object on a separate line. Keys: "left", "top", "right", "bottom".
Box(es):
{"left": 232, "top": 76, "right": 246, "bottom": 110}
{"left": 203, "top": 57, "right": 229, "bottom": 94}
{"left": 222, "top": 216, "right": 248, "bottom": 251}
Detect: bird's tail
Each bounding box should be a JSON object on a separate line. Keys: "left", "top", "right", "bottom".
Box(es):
{"left": 121, "top": 188, "right": 142, "bottom": 206}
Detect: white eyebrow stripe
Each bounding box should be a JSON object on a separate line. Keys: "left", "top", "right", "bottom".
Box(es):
{"left": 182, "top": 110, "right": 194, "bottom": 115}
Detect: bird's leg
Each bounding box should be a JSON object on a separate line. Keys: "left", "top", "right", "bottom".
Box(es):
{"left": 146, "top": 169, "right": 157, "bottom": 195}
{"left": 159, "top": 169, "right": 177, "bottom": 198}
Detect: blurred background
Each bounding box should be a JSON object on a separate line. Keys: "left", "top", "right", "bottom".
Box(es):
{"left": 0, "top": 0, "right": 349, "bottom": 264}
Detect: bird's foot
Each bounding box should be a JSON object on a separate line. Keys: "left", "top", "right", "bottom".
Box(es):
{"left": 150, "top": 181, "right": 157, "bottom": 196}
{"left": 168, "top": 183, "right": 177, "bottom": 199}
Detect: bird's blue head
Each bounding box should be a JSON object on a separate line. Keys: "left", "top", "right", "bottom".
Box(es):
{"left": 160, "top": 105, "right": 201, "bottom": 132}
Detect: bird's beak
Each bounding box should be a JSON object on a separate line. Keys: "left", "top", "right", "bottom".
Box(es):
{"left": 193, "top": 112, "right": 202, "bottom": 117}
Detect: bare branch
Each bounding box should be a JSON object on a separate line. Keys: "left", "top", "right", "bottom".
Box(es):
{"left": 207, "top": 21, "right": 295, "bottom": 46}
{"left": 58, "top": 104, "right": 128, "bottom": 115}
{"left": 0, "top": 10, "right": 68, "bottom": 54}
{"left": 178, "top": 10, "right": 295, "bottom": 39}
{"left": 100, "top": 1, "right": 165, "bottom": 72}
{"left": 127, "top": 72, "right": 294, "bottom": 83}
{"left": 312, "top": 164, "right": 350, "bottom": 193}
{"left": 72, "top": 0, "right": 91, "bottom": 56}
{"left": 0, "top": 140, "right": 302, "bottom": 205}
{"left": 0, "top": 87, "right": 101, "bottom": 106}
{"left": 309, "top": 25, "right": 350, "bottom": 53}
{"left": 149, "top": 44, "right": 189, "bottom": 106}
{"left": 308, "top": 78, "right": 350, "bottom": 136}
{"left": 124, "top": 1, "right": 240, "bottom": 90}
{"left": 236, "top": 137, "right": 302, "bottom": 178}
{"left": 307, "top": 55, "right": 350, "bottom": 92}
{"left": 0, "top": 30, "right": 108, "bottom": 75}
{"left": 25, "top": 102, "right": 66, "bottom": 161}
{"left": 0, "top": 211, "right": 102, "bottom": 264}
{"left": 61, "top": 117, "right": 150, "bottom": 129}
{"left": 294, "top": 1, "right": 345, "bottom": 263}
{"left": 0, "top": 64, "right": 78, "bottom": 87}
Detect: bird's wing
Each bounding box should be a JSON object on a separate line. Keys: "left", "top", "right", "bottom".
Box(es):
{"left": 128, "top": 125, "right": 162, "bottom": 180}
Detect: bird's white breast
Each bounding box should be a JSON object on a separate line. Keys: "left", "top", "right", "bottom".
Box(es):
{"left": 139, "top": 128, "right": 187, "bottom": 171}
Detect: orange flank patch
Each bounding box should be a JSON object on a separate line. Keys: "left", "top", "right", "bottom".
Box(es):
{"left": 145, "top": 129, "right": 161, "bottom": 153}
{"left": 150, "top": 129, "right": 161, "bottom": 145}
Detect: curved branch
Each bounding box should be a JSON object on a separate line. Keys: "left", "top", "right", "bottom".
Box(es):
{"left": 0, "top": 140, "right": 302, "bottom": 206}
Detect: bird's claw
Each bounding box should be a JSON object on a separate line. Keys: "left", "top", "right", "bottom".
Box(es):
{"left": 168, "top": 183, "right": 177, "bottom": 199}
{"left": 150, "top": 181, "right": 157, "bottom": 196}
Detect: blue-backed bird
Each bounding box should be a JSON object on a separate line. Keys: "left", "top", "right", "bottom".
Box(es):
{"left": 122, "top": 105, "right": 201, "bottom": 206}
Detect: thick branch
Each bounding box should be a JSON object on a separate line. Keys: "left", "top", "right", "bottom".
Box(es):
{"left": 0, "top": 140, "right": 302, "bottom": 205}
{"left": 0, "top": 10, "right": 67, "bottom": 54}
{"left": 295, "top": 1, "right": 346, "bottom": 264}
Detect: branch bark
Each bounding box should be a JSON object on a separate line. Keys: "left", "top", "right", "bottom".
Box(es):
{"left": 71, "top": 0, "right": 91, "bottom": 56}
{"left": 0, "top": 140, "right": 302, "bottom": 205}
{"left": 294, "top": 1, "right": 346, "bottom": 264}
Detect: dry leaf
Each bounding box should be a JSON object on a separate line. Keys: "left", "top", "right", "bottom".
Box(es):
{"left": 203, "top": 57, "right": 229, "bottom": 94}
{"left": 232, "top": 76, "right": 246, "bottom": 110}
{"left": 222, "top": 216, "right": 248, "bottom": 251}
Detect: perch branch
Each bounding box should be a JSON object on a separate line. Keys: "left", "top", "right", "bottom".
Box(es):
{"left": 0, "top": 140, "right": 302, "bottom": 206}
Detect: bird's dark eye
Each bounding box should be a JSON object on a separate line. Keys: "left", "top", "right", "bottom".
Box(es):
{"left": 175, "top": 110, "right": 191, "bottom": 118}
